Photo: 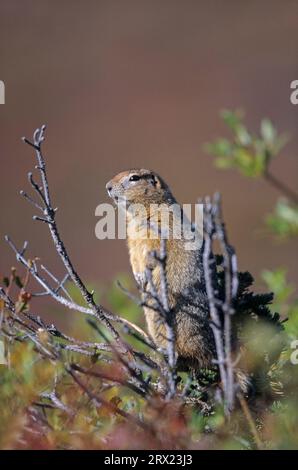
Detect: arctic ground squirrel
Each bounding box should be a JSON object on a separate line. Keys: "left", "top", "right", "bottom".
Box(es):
{"left": 106, "top": 168, "right": 216, "bottom": 373}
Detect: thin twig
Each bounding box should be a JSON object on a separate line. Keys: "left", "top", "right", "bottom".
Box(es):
{"left": 237, "top": 393, "right": 263, "bottom": 450}
{"left": 264, "top": 170, "right": 298, "bottom": 205}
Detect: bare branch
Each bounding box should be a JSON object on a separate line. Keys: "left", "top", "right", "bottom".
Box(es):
{"left": 202, "top": 193, "right": 238, "bottom": 413}
{"left": 22, "top": 126, "right": 125, "bottom": 346}
{"left": 149, "top": 239, "right": 176, "bottom": 399}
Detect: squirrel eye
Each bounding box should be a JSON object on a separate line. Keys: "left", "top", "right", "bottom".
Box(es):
{"left": 129, "top": 175, "right": 140, "bottom": 182}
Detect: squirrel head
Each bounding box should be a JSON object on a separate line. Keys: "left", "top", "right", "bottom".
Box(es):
{"left": 106, "top": 169, "right": 175, "bottom": 207}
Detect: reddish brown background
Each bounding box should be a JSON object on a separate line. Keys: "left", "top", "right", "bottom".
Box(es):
{"left": 0, "top": 1, "right": 297, "bottom": 321}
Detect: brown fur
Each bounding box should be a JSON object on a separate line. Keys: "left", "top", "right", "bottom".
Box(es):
{"left": 106, "top": 169, "right": 215, "bottom": 371}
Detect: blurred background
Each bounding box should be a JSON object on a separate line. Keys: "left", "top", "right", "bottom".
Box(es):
{"left": 0, "top": 0, "right": 297, "bottom": 325}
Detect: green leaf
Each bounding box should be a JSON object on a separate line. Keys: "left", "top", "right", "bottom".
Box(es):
{"left": 214, "top": 156, "right": 233, "bottom": 169}
{"left": 204, "top": 139, "right": 232, "bottom": 157}
{"left": 204, "top": 110, "right": 290, "bottom": 181}
{"left": 260, "top": 119, "right": 276, "bottom": 144}
{"left": 262, "top": 268, "right": 294, "bottom": 305}
{"left": 266, "top": 199, "right": 298, "bottom": 238}
{"left": 220, "top": 109, "right": 243, "bottom": 131}
{"left": 235, "top": 124, "right": 251, "bottom": 146}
